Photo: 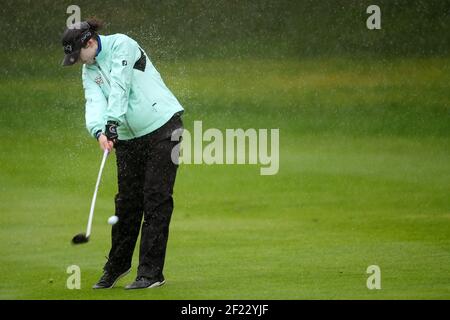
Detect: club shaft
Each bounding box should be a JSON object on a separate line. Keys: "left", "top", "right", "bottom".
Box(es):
{"left": 86, "top": 149, "right": 109, "bottom": 237}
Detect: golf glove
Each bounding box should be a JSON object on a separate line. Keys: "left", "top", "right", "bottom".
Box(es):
{"left": 105, "top": 121, "right": 119, "bottom": 142}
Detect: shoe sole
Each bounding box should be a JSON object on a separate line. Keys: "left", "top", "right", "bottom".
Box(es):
{"left": 147, "top": 280, "right": 165, "bottom": 289}
{"left": 125, "top": 279, "right": 166, "bottom": 290}
{"left": 92, "top": 268, "right": 131, "bottom": 289}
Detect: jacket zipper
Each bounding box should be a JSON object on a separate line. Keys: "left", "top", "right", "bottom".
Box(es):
{"left": 96, "top": 62, "right": 136, "bottom": 138}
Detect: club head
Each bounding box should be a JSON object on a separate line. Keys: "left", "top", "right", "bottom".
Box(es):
{"left": 72, "top": 233, "right": 90, "bottom": 245}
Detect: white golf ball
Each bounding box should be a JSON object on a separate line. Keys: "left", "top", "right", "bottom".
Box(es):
{"left": 108, "top": 215, "right": 119, "bottom": 225}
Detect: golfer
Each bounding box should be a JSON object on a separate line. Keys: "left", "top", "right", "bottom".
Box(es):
{"left": 61, "top": 19, "right": 184, "bottom": 289}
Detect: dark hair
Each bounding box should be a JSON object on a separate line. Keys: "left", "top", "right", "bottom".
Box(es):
{"left": 82, "top": 17, "right": 104, "bottom": 47}
{"left": 86, "top": 17, "right": 104, "bottom": 33}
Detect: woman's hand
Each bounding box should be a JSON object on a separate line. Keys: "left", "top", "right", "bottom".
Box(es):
{"left": 98, "top": 134, "right": 114, "bottom": 152}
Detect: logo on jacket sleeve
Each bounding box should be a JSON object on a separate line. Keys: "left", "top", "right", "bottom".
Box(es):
{"left": 94, "top": 76, "right": 104, "bottom": 85}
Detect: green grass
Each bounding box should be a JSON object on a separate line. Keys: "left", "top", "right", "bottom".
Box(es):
{"left": 0, "top": 57, "right": 449, "bottom": 299}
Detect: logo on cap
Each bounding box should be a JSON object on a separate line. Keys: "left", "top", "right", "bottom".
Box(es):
{"left": 80, "top": 31, "right": 92, "bottom": 44}
{"left": 64, "top": 44, "right": 73, "bottom": 54}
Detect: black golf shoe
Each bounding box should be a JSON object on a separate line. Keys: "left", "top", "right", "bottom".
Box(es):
{"left": 92, "top": 268, "right": 131, "bottom": 289}
{"left": 125, "top": 276, "right": 165, "bottom": 290}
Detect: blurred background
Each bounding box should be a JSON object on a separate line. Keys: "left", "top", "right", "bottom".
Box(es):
{"left": 0, "top": 0, "right": 449, "bottom": 299}
{"left": 2, "top": 0, "right": 449, "bottom": 60}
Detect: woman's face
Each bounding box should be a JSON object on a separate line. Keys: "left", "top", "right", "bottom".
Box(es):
{"left": 79, "top": 39, "right": 97, "bottom": 65}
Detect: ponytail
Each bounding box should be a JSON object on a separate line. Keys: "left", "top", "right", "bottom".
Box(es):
{"left": 86, "top": 17, "right": 104, "bottom": 33}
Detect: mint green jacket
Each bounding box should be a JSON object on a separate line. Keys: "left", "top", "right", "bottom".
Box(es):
{"left": 82, "top": 34, "right": 184, "bottom": 140}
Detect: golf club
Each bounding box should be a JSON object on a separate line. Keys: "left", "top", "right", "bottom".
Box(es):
{"left": 72, "top": 149, "right": 109, "bottom": 245}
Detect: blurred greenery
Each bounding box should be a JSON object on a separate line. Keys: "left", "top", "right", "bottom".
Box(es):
{"left": 1, "top": 0, "right": 449, "bottom": 299}
{"left": 0, "top": 0, "right": 449, "bottom": 64}
{"left": 1, "top": 57, "right": 450, "bottom": 299}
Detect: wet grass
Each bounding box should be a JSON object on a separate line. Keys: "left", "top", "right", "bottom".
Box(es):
{"left": 0, "top": 56, "right": 449, "bottom": 299}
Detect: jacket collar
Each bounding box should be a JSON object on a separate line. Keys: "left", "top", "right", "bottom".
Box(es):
{"left": 96, "top": 35, "right": 102, "bottom": 57}
{"left": 95, "top": 35, "right": 108, "bottom": 62}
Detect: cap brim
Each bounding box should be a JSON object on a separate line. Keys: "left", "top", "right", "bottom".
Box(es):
{"left": 62, "top": 51, "right": 80, "bottom": 66}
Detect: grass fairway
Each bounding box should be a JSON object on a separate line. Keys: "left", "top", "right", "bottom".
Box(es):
{"left": 0, "top": 56, "right": 449, "bottom": 299}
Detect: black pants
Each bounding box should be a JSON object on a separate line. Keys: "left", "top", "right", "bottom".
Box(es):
{"left": 104, "top": 113, "right": 183, "bottom": 280}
